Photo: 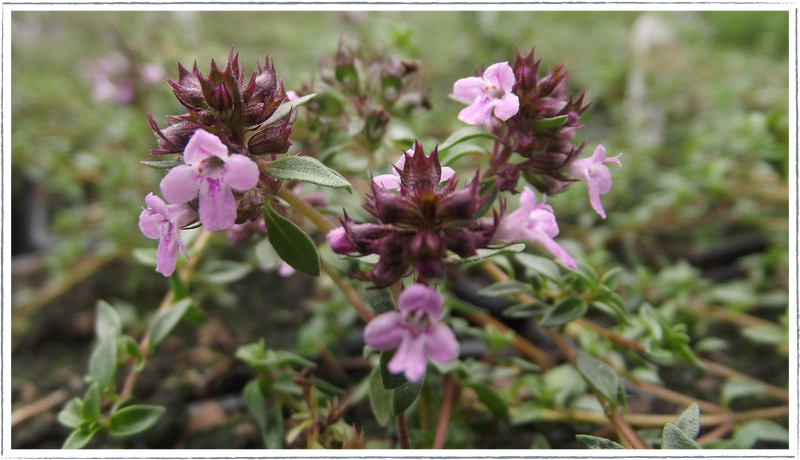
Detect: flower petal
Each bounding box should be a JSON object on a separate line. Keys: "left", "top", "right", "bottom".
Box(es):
{"left": 483, "top": 62, "right": 515, "bottom": 92}
{"left": 364, "top": 311, "right": 405, "bottom": 350}
{"left": 397, "top": 284, "right": 443, "bottom": 319}
{"left": 453, "top": 76, "right": 486, "bottom": 102}
{"left": 586, "top": 179, "right": 608, "bottom": 219}
{"left": 372, "top": 173, "right": 402, "bottom": 190}
{"left": 425, "top": 322, "right": 459, "bottom": 363}
{"left": 183, "top": 129, "right": 229, "bottom": 164}
{"left": 155, "top": 228, "right": 182, "bottom": 277}
{"left": 493, "top": 93, "right": 520, "bottom": 121}
{"left": 139, "top": 209, "right": 165, "bottom": 240}
{"left": 458, "top": 97, "right": 496, "bottom": 125}
{"left": 198, "top": 177, "right": 237, "bottom": 231}
{"left": 144, "top": 193, "right": 169, "bottom": 217}
{"left": 518, "top": 186, "right": 537, "bottom": 211}
{"left": 590, "top": 144, "right": 607, "bottom": 162}
{"left": 440, "top": 167, "right": 456, "bottom": 183}
{"left": 224, "top": 154, "right": 260, "bottom": 191}
{"left": 160, "top": 164, "right": 200, "bottom": 204}
{"left": 389, "top": 335, "right": 428, "bottom": 383}
{"left": 535, "top": 232, "right": 577, "bottom": 269}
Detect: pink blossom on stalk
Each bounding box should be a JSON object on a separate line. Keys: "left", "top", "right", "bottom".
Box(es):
{"left": 364, "top": 284, "right": 459, "bottom": 382}
{"left": 138, "top": 193, "right": 197, "bottom": 277}
{"left": 453, "top": 62, "right": 520, "bottom": 125}
{"left": 372, "top": 146, "right": 456, "bottom": 190}
{"left": 495, "top": 186, "right": 577, "bottom": 269}
{"left": 566, "top": 145, "right": 622, "bottom": 219}
{"left": 160, "top": 130, "right": 259, "bottom": 231}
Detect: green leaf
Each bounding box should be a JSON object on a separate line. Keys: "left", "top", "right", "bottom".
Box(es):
{"left": 741, "top": 324, "right": 787, "bottom": 345}
{"left": 592, "top": 285, "right": 631, "bottom": 324}
{"left": 274, "top": 350, "right": 317, "bottom": 369}
{"left": 197, "top": 260, "right": 253, "bottom": 284}
{"left": 148, "top": 298, "right": 192, "bottom": 349}
{"left": 533, "top": 115, "right": 569, "bottom": 130}
{"left": 258, "top": 93, "right": 316, "bottom": 128}
{"left": 184, "top": 304, "right": 210, "bottom": 325}
{"left": 364, "top": 286, "right": 395, "bottom": 314}
{"left": 264, "top": 402, "right": 284, "bottom": 449}
{"left": 502, "top": 302, "right": 550, "bottom": 319}
{"left": 95, "top": 300, "right": 121, "bottom": 341}
{"left": 576, "top": 434, "right": 625, "bottom": 449}
{"left": 368, "top": 369, "right": 392, "bottom": 427}
{"left": 515, "top": 253, "right": 561, "bottom": 280}
{"left": 62, "top": 425, "right": 102, "bottom": 449}
{"left": 446, "top": 243, "right": 526, "bottom": 264}
{"left": 108, "top": 405, "right": 166, "bottom": 437}
{"left": 511, "top": 400, "right": 545, "bottom": 425}
{"left": 263, "top": 156, "right": 352, "bottom": 191}
{"left": 140, "top": 160, "right": 181, "bottom": 170}
{"left": 469, "top": 382, "right": 509, "bottom": 420}
{"left": 118, "top": 335, "right": 143, "bottom": 359}
{"left": 720, "top": 377, "right": 767, "bottom": 407}
{"left": 255, "top": 238, "right": 280, "bottom": 269}
{"left": 731, "top": 419, "right": 790, "bottom": 449}
{"left": 477, "top": 281, "right": 532, "bottom": 298}
{"left": 244, "top": 379, "right": 278, "bottom": 448}
{"left": 81, "top": 383, "right": 101, "bottom": 422}
{"left": 131, "top": 248, "right": 158, "bottom": 267}
{"left": 89, "top": 336, "right": 117, "bottom": 393}
{"left": 572, "top": 262, "right": 599, "bottom": 290}
{"left": 379, "top": 350, "right": 408, "bottom": 389}
{"left": 675, "top": 403, "right": 701, "bottom": 439}
{"left": 575, "top": 351, "right": 620, "bottom": 408}
{"left": 530, "top": 433, "right": 552, "bottom": 449}
{"left": 540, "top": 296, "right": 588, "bottom": 328}
{"left": 600, "top": 267, "right": 624, "bottom": 291}
{"left": 262, "top": 204, "right": 321, "bottom": 277}
{"left": 661, "top": 422, "right": 702, "bottom": 449}
{"left": 439, "top": 126, "right": 495, "bottom": 151}
{"left": 392, "top": 380, "right": 423, "bottom": 415}
{"left": 169, "top": 272, "right": 189, "bottom": 300}
{"left": 57, "top": 398, "right": 84, "bottom": 429}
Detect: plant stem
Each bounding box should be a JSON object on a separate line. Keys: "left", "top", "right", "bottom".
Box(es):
{"left": 120, "top": 229, "right": 213, "bottom": 399}
{"left": 10, "top": 390, "right": 68, "bottom": 427}
{"left": 321, "top": 261, "right": 374, "bottom": 323}
{"left": 459, "top": 310, "right": 551, "bottom": 367}
{"left": 433, "top": 374, "right": 456, "bottom": 449}
{"left": 277, "top": 187, "right": 334, "bottom": 234}
{"left": 396, "top": 412, "right": 411, "bottom": 449}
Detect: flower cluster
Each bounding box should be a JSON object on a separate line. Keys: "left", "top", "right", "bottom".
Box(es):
{"left": 139, "top": 49, "right": 300, "bottom": 276}
{"left": 452, "top": 49, "right": 622, "bottom": 219}
{"left": 364, "top": 284, "right": 458, "bottom": 382}
{"left": 327, "top": 141, "right": 499, "bottom": 287}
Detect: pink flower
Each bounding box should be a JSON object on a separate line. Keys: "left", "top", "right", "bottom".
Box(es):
{"left": 138, "top": 193, "right": 197, "bottom": 277}
{"left": 372, "top": 146, "right": 456, "bottom": 190}
{"left": 364, "top": 284, "right": 459, "bottom": 382}
{"left": 495, "top": 186, "right": 577, "bottom": 269}
{"left": 275, "top": 259, "right": 296, "bottom": 277}
{"left": 285, "top": 90, "right": 298, "bottom": 101}
{"left": 453, "top": 62, "right": 520, "bottom": 125}
{"left": 566, "top": 145, "right": 622, "bottom": 219}
{"left": 160, "top": 130, "right": 260, "bottom": 231}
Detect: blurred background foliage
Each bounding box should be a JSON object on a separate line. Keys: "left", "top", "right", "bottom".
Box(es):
{"left": 10, "top": 10, "right": 789, "bottom": 449}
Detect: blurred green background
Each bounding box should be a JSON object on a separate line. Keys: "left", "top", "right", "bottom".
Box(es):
{"left": 10, "top": 11, "right": 789, "bottom": 449}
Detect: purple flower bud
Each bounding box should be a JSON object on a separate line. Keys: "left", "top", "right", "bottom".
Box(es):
{"left": 167, "top": 61, "right": 208, "bottom": 111}
{"left": 327, "top": 227, "right": 358, "bottom": 254}
{"left": 247, "top": 116, "right": 293, "bottom": 155}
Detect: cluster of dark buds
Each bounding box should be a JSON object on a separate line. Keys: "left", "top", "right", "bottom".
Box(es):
{"left": 148, "top": 46, "right": 295, "bottom": 158}
{"left": 327, "top": 141, "right": 500, "bottom": 288}
{"left": 307, "top": 38, "right": 430, "bottom": 151}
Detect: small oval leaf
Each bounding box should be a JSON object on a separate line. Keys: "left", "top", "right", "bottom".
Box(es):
{"left": 108, "top": 405, "right": 166, "bottom": 437}
{"left": 575, "top": 351, "right": 620, "bottom": 408}
{"left": 540, "top": 296, "right": 588, "bottom": 328}
{"left": 392, "top": 380, "right": 423, "bottom": 415}
{"left": 149, "top": 298, "right": 192, "bottom": 349}
{"left": 263, "top": 156, "right": 352, "bottom": 191}
{"left": 262, "top": 204, "right": 321, "bottom": 276}
{"left": 533, "top": 115, "right": 569, "bottom": 130}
